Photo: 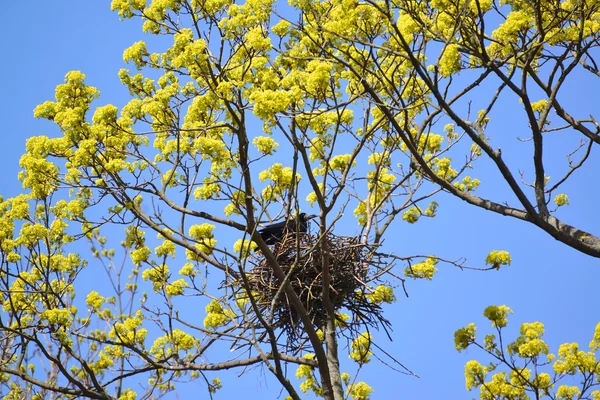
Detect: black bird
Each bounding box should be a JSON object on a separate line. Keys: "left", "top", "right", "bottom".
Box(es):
{"left": 258, "top": 213, "right": 318, "bottom": 245}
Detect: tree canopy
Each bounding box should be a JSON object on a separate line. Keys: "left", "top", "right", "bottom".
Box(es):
{"left": 1, "top": 0, "right": 600, "bottom": 399}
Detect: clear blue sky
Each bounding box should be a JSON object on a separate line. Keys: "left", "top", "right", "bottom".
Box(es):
{"left": 1, "top": 2, "right": 599, "bottom": 399}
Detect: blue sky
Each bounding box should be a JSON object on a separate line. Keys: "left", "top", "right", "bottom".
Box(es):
{"left": 1, "top": 2, "right": 599, "bottom": 399}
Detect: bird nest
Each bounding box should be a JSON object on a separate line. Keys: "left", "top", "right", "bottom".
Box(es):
{"left": 242, "top": 232, "right": 390, "bottom": 345}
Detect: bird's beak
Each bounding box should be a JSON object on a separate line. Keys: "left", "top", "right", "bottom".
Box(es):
{"left": 306, "top": 214, "right": 319, "bottom": 220}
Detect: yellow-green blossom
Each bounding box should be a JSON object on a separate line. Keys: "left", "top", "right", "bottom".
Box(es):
{"left": 455, "top": 323, "right": 476, "bottom": 351}
{"left": 554, "top": 194, "right": 569, "bottom": 207}
{"left": 485, "top": 250, "right": 511, "bottom": 269}
{"left": 350, "top": 333, "right": 372, "bottom": 364}
{"left": 483, "top": 305, "right": 513, "bottom": 328}
{"left": 405, "top": 257, "right": 438, "bottom": 280}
